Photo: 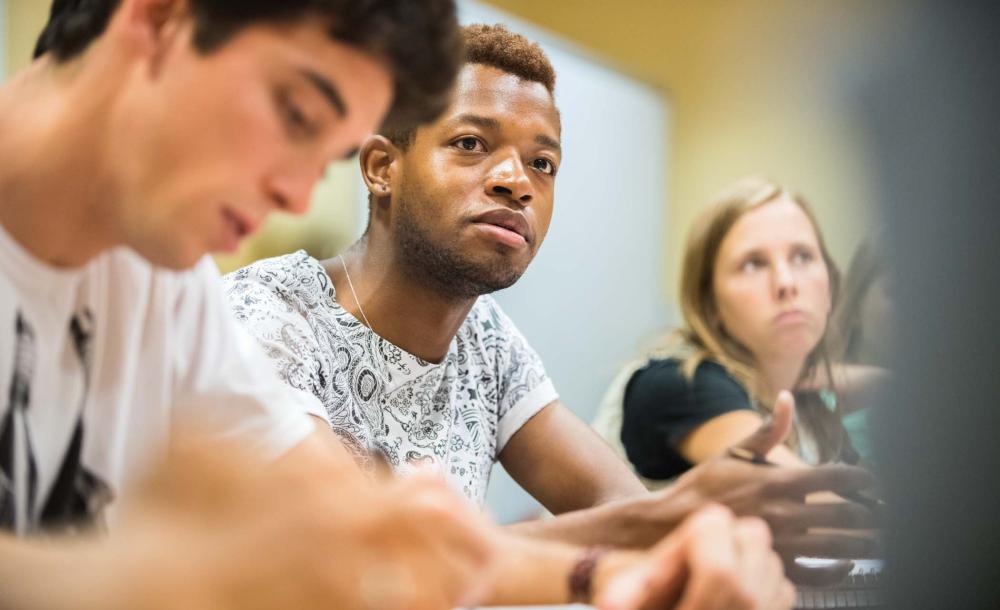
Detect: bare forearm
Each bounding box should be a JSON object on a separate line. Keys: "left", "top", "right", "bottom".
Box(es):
{"left": 0, "top": 535, "right": 121, "bottom": 610}
{"left": 505, "top": 491, "right": 692, "bottom": 549}
{"left": 483, "top": 531, "right": 642, "bottom": 606}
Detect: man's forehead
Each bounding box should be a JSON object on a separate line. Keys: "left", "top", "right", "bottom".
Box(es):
{"left": 444, "top": 64, "right": 559, "bottom": 129}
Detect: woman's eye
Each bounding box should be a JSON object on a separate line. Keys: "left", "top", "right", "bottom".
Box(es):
{"left": 532, "top": 158, "right": 556, "bottom": 175}
{"left": 791, "top": 249, "right": 815, "bottom": 265}
{"left": 453, "top": 137, "right": 485, "bottom": 152}
{"left": 741, "top": 258, "right": 765, "bottom": 273}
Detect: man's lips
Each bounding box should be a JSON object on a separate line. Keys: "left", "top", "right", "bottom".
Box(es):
{"left": 470, "top": 208, "right": 532, "bottom": 248}
{"left": 220, "top": 207, "right": 258, "bottom": 251}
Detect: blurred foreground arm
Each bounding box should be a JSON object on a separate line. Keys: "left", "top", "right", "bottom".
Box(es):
{"left": 1, "top": 429, "right": 495, "bottom": 610}
{"left": 485, "top": 506, "right": 792, "bottom": 610}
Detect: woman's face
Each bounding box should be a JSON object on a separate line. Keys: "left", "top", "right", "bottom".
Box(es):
{"left": 712, "top": 197, "right": 832, "bottom": 364}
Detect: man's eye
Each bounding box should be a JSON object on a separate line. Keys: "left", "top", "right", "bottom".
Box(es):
{"left": 453, "top": 137, "right": 485, "bottom": 152}
{"left": 276, "top": 90, "right": 315, "bottom": 138}
{"left": 532, "top": 158, "right": 556, "bottom": 175}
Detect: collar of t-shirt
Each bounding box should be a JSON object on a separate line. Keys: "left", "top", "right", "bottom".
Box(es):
{"left": 312, "top": 258, "right": 460, "bottom": 392}
{"left": 0, "top": 220, "right": 87, "bottom": 314}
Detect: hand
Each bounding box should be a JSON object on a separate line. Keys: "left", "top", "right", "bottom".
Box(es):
{"left": 74, "top": 433, "right": 497, "bottom": 610}
{"left": 594, "top": 505, "right": 794, "bottom": 610}
{"left": 663, "top": 393, "right": 877, "bottom": 578}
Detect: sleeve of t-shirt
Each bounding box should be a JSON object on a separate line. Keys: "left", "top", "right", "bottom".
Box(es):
{"left": 221, "top": 261, "right": 333, "bottom": 426}
{"left": 621, "top": 359, "right": 753, "bottom": 479}
{"left": 483, "top": 298, "right": 559, "bottom": 457}
{"left": 168, "top": 258, "right": 317, "bottom": 461}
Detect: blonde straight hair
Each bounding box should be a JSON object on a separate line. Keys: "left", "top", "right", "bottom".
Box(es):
{"left": 674, "top": 177, "right": 847, "bottom": 462}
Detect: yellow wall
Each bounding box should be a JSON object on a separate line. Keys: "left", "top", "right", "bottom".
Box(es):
{"left": 5, "top": 1, "right": 897, "bottom": 284}
{"left": 6, "top": 0, "right": 47, "bottom": 73}
{"left": 484, "top": 0, "right": 898, "bottom": 297}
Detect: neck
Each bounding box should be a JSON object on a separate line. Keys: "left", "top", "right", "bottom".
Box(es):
{"left": 756, "top": 354, "right": 808, "bottom": 403}
{"left": 323, "top": 233, "right": 478, "bottom": 363}
{"left": 0, "top": 56, "right": 122, "bottom": 268}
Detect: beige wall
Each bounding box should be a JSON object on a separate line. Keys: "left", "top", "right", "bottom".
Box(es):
{"left": 484, "top": 0, "right": 898, "bottom": 299}
{"left": 6, "top": 0, "right": 47, "bottom": 73}
{"left": 5, "top": 1, "right": 896, "bottom": 283}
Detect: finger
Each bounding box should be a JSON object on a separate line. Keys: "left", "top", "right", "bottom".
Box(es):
{"left": 776, "top": 581, "right": 797, "bottom": 610}
{"left": 784, "top": 559, "right": 854, "bottom": 587}
{"left": 764, "top": 501, "right": 876, "bottom": 533}
{"left": 674, "top": 506, "right": 739, "bottom": 610}
{"left": 596, "top": 537, "right": 688, "bottom": 610}
{"left": 736, "top": 391, "right": 794, "bottom": 457}
{"left": 769, "top": 463, "right": 875, "bottom": 498}
{"left": 775, "top": 532, "right": 878, "bottom": 560}
{"left": 734, "top": 517, "right": 784, "bottom": 606}
{"left": 644, "top": 533, "right": 692, "bottom": 604}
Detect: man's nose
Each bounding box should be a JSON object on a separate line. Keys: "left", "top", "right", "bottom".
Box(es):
{"left": 262, "top": 166, "right": 320, "bottom": 216}
{"left": 485, "top": 152, "right": 533, "bottom": 206}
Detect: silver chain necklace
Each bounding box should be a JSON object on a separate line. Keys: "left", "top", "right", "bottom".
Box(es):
{"left": 335, "top": 254, "right": 458, "bottom": 481}
{"left": 338, "top": 254, "right": 376, "bottom": 334}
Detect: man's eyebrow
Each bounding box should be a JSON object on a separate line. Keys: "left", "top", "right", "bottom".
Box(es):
{"left": 536, "top": 134, "right": 562, "bottom": 153}
{"left": 299, "top": 68, "right": 347, "bottom": 118}
{"left": 449, "top": 114, "right": 501, "bottom": 130}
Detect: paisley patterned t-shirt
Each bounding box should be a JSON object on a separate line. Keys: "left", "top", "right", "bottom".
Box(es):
{"left": 224, "top": 251, "right": 558, "bottom": 505}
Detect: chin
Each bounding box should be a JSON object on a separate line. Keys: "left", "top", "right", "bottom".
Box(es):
{"left": 132, "top": 240, "right": 205, "bottom": 271}
{"left": 774, "top": 336, "right": 822, "bottom": 359}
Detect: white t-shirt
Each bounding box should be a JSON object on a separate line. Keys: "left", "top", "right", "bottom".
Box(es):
{"left": 224, "top": 251, "right": 558, "bottom": 505}
{"left": 0, "top": 224, "right": 314, "bottom": 534}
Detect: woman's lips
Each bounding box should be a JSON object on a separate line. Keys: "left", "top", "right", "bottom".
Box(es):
{"left": 773, "top": 309, "right": 810, "bottom": 326}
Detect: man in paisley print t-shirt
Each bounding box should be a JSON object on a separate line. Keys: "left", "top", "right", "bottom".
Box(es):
{"left": 226, "top": 23, "right": 878, "bottom": 575}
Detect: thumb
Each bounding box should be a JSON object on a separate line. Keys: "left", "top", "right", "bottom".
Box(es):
{"left": 594, "top": 544, "right": 686, "bottom": 610}
{"left": 736, "top": 390, "right": 794, "bottom": 456}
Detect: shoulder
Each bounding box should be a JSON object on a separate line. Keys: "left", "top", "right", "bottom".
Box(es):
{"left": 629, "top": 358, "right": 743, "bottom": 392}
{"left": 625, "top": 358, "right": 751, "bottom": 414}
{"left": 223, "top": 251, "right": 333, "bottom": 316}
{"left": 225, "top": 250, "right": 328, "bottom": 297}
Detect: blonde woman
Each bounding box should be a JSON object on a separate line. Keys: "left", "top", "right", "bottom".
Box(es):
{"left": 615, "top": 177, "right": 859, "bottom": 482}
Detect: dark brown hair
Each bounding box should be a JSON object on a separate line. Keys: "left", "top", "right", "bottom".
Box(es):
{"left": 33, "top": 0, "right": 463, "bottom": 130}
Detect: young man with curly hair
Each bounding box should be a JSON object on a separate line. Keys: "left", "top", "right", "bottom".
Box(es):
{"left": 228, "top": 21, "right": 874, "bottom": 589}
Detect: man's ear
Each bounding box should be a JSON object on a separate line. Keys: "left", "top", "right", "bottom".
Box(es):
{"left": 359, "top": 135, "right": 400, "bottom": 202}
{"left": 114, "top": 0, "right": 189, "bottom": 71}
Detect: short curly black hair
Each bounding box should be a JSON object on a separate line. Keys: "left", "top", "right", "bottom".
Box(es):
{"left": 383, "top": 22, "right": 556, "bottom": 149}
{"left": 33, "top": 0, "right": 463, "bottom": 130}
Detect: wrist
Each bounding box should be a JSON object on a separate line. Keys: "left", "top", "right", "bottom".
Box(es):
{"left": 616, "top": 488, "right": 692, "bottom": 547}
{"left": 567, "top": 546, "right": 612, "bottom": 604}
{"left": 591, "top": 548, "right": 644, "bottom": 595}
